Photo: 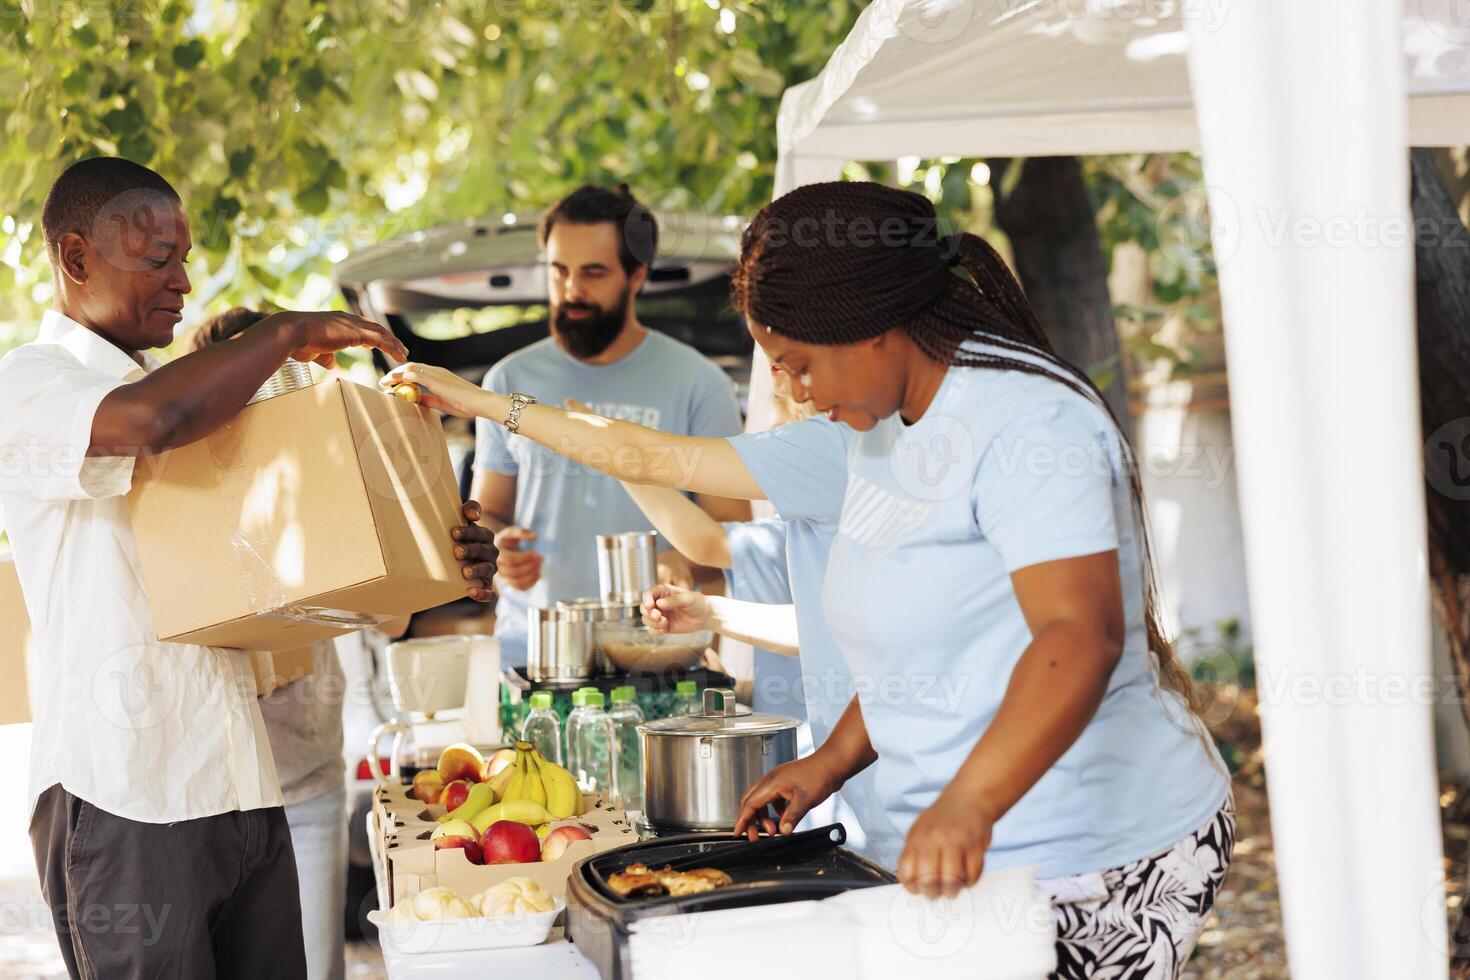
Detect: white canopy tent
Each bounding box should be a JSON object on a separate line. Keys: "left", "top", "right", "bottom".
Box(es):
{"left": 763, "top": 1, "right": 1466, "bottom": 976}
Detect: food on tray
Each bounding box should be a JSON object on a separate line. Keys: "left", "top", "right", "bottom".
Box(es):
{"left": 482, "top": 819, "right": 543, "bottom": 864}
{"left": 411, "top": 770, "right": 446, "bottom": 805}
{"left": 484, "top": 741, "right": 585, "bottom": 820}
{"left": 430, "top": 820, "right": 484, "bottom": 865}
{"left": 436, "top": 743, "right": 486, "bottom": 784}
{"left": 389, "top": 878, "right": 555, "bottom": 924}
{"left": 440, "top": 782, "right": 497, "bottom": 824}
{"left": 439, "top": 779, "right": 472, "bottom": 811}
{"left": 478, "top": 877, "right": 556, "bottom": 918}
{"left": 471, "top": 798, "right": 555, "bottom": 834}
{"left": 484, "top": 747, "right": 517, "bottom": 780}
{"left": 400, "top": 886, "right": 477, "bottom": 921}
{"left": 540, "top": 824, "right": 594, "bottom": 862}
{"left": 607, "top": 863, "right": 666, "bottom": 897}
{"left": 607, "top": 862, "right": 733, "bottom": 898}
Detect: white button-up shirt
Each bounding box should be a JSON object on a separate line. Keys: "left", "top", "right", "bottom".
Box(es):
{"left": 0, "top": 310, "right": 283, "bottom": 823}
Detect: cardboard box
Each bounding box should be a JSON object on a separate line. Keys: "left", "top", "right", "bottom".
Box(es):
{"left": 129, "top": 380, "right": 466, "bottom": 651}
{"left": 0, "top": 557, "right": 35, "bottom": 725}
{"left": 250, "top": 647, "right": 316, "bottom": 698}
{"left": 372, "top": 779, "right": 639, "bottom": 908}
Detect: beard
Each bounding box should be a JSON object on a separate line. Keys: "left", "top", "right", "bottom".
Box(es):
{"left": 553, "top": 286, "right": 631, "bottom": 360}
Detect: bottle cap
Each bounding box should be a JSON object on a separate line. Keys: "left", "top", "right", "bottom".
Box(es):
{"left": 530, "top": 691, "right": 552, "bottom": 709}
{"left": 583, "top": 690, "right": 605, "bottom": 708}
{"left": 611, "top": 685, "right": 636, "bottom": 703}
{"left": 676, "top": 680, "right": 697, "bottom": 696}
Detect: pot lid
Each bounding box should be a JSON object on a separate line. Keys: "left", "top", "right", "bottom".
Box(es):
{"left": 639, "top": 687, "right": 798, "bottom": 737}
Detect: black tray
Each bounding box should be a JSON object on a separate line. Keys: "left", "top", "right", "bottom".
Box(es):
{"left": 566, "top": 824, "right": 895, "bottom": 979}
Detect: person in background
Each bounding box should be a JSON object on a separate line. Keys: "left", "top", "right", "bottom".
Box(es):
{"left": 467, "top": 183, "right": 748, "bottom": 665}
{"left": 189, "top": 308, "right": 410, "bottom": 980}
{"left": 1, "top": 157, "right": 497, "bottom": 979}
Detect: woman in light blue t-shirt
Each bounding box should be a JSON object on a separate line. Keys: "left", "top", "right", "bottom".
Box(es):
{"left": 714, "top": 181, "right": 1233, "bottom": 979}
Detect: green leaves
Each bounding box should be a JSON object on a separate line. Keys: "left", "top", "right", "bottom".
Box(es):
{"left": 0, "top": 0, "right": 868, "bottom": 359}
{"left": 172, "top": 40, "right": 205, "bottom": 70}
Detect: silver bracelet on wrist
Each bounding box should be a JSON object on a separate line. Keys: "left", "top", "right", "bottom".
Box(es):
{"left": 504, "top": 392, "right": 537, "bottom": 433}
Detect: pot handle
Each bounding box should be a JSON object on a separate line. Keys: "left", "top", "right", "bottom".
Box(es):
{"left": 702, "top": 687, "right": 738, "bottom": 716}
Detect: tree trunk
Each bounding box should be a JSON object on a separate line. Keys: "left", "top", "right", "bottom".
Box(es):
{"left": 1409, "top": 147, "right": 1470, "bottom": 968}
{"left": 989, "top": 156, "right": 1130, "bottom": 422}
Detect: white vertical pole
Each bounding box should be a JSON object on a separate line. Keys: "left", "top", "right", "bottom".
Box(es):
{"left": 1186, "top": 3, "right": 1446, "bottom": 976}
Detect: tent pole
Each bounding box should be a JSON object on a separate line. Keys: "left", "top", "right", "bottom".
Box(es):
{"left": 1186, "top": 2, "right": 1447, "bottom": 976}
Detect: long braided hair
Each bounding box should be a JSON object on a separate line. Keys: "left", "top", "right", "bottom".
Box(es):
{"left": 732, "top": 180, "right": 1202, "bottom": 715}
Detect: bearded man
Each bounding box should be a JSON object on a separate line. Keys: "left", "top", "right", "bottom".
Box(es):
{"left": 470, "top": 184, "right": 748, "bottom": 664}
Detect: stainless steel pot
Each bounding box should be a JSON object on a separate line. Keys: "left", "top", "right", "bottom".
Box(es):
{"left": 639, "top": 687, "right": 799, "bottom": 831}
{"left": 528, "top": 599, "right": 640, "bottom": 681}
{"left": 526, "top": 606, "right": 596, "bottom": 682}
{"left": 596, "top": 531, "right": 657, "bottom": 603}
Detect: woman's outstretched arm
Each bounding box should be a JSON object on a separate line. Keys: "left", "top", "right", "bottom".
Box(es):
{"left": 383, "top": 362, "right": 765, "bottom": 500}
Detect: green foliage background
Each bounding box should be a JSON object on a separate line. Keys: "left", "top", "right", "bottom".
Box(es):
{"left": 0, "top": 0, "right": 864, "bottom": 354}
{"left": 0, "top": 0, "right": 1224, "bottom": 386}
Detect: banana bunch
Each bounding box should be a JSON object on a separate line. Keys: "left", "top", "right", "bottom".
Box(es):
{"left": 494, "top": 741, "right": 585, "bottom": 820}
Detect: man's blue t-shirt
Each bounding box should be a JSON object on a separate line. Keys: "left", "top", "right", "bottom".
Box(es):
{"left": 474, "top": 331, "right": 742, "bottom": 664}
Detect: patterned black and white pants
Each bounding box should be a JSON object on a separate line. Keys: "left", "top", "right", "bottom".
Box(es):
{"left": 1041, "top": 797, "right": 1236, "bottom": 979}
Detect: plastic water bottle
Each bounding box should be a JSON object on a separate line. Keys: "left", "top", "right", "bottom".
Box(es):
{"left": 673, "top": 679, "right": 701, "bottom": 716}
{"left": 607, "top": 686, "right": 646, "bottom": 813}
{"left": 563, "top": 687, "right": 597, "bottom": 772}
{"left": 567, "top": 689, "right": 619, "bottom": 800}
{"left": 519, "top": 691, "right": 563, "bottom": 766}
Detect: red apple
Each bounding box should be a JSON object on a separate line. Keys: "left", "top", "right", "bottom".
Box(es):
{"left": 411, "top": 770, "right": 446, "bottom": 805}
{"left": 439, "top": 779, "right": 471, "bottom": 811}
{"left": 482, "top": 747, "right": 517, "bottom": 781}
{"left": 433, "top": 835, "right": 484, "bottom": 866}
{"left": 540, "top": 824, "right": 593, "bottom": 863}
{"left": 480, "top": 820, "right": 541, "bottom": 865}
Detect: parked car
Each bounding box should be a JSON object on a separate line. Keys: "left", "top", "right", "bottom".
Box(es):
{"left": 333, "top": 208, "right": 753, "bottom": 406}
